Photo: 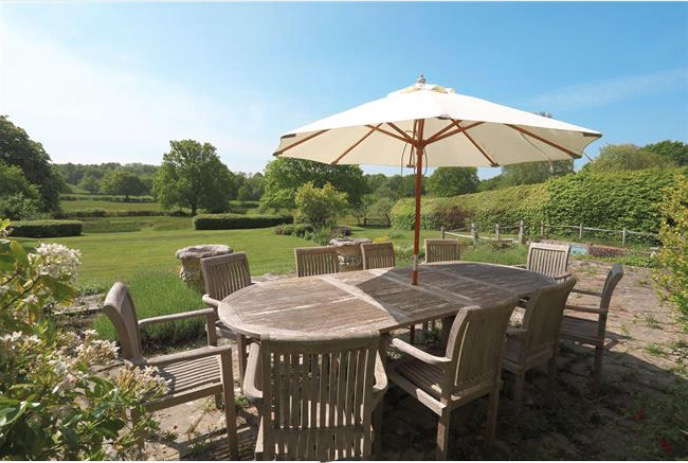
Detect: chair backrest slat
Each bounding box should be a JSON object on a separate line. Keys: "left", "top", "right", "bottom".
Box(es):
{"left": 444, "top": 300, "right": 517, "bottom": 397}
{"left": 201, "top": 252, "right": 252, "bottom": 301}
{"left": 522, "top": 278, "right": 577, "bottom": 354}
{"left": 425, "top": 239, "right": 461, "bottom": 263}
{"left": 361, "top": 242, "right": 395, "bottom": 270}
{"left": 600, "top": 263, "right": 624, "bottom": 311}
{"left": 102, "top": 282, "right": 144, "bottom": 363}
{"left": 526, "top": 243, "right": 571, "bottom": 278}
{"left": 260, "top": 331, "right": 379, "bottom": 460}
{"left": 294, "top": 246, "right": 340, "bottom": 277}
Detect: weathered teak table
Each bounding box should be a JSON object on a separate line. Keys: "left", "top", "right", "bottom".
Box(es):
{"left": 218, "top": 262, "right": 554, "bottom": 338}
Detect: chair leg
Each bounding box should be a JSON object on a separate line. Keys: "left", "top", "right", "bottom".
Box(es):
{"left": 409, "top": 326, "right": 416, "bottom": 345}
{"left": 220, "top": 354, "right": 239, "bottom": 460}
{"left": 373, "top": 401, "right": 384, "bottom": 458}
{"left": 513, "top": 373, "right": 525, "bottom": 411}
{"left": 547, "top": 353, "right": 558, "bottom": 394}
{"left": 436, "top": 409, "right": 451, "bottom": 460}
{"left": 485, "top": 384, "right": 500, "bottom": 445}
{"left": 593, "top": 345, "right": 604, "bottom": 389}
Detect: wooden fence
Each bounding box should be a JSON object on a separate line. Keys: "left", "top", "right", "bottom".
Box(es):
{"left": 440, "top": 220, "right": 659, "bottom": 246}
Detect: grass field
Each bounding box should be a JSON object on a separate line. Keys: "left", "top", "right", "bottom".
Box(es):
{"left": 61, "top": 199, "right": 162, "bottom": 212}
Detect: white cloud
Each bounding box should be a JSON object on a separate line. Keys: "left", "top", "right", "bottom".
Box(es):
{"left": 0, "top": 23, "right": 304, "bottom": 173}
{"left": 525, "top": 69, "right": 688, "bottom": 113}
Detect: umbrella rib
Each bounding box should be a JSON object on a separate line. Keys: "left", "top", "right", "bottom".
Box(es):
{"left": 424, "top": 120, "right": 459, "bottom": 144}
{"left": 505, "top": 124, "right": 581, "bottom": 159}
{"left": 273, "top": 129, "right": 329, "bottom": 156}
{"left": 386, "top": 122, "right": 416, "bottom": 144}
{"left": 462, "top": 130, "right": 499, "bottom": 167}
{"left": 364, "top": 124, "right": 414, "bottom": 144}
{"left": 426, "top": 121, "right": 483, "bottom": 145}
{"left": 330, "top": 124, "right": 382, "bottom": 165}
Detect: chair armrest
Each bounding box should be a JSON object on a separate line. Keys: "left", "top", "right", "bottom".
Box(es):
{"left": 373, "top": 352, "right": 388, "bottom": 395}
{"left": 390, "top": 337, "right": 450, "bottom": 365}
{"left": 565, "top": 304, "right": 605, "bottom": 314}
{"left": 144, "top": 344, "right": 233, "bottom": 368}
{"left": 243, "top": 342, "right": 263, "bottom": 404}
{"left": 202, "top": 294, "right": 221, "bottom": 308}
{"left": 139, "top": 308, "right": 217, "bottom": 328}
{"left": 507, "top": 327, "right": 528, "bottom": 338}
{"left": 571, "top": 288, "right": 604, "bottom": 298}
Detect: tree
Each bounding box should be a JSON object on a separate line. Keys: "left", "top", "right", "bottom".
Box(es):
{"left": 236, "top": 173, "right": 265, "bottom": 202}
{"left": 477, "top": 174, "right": 504, "bottom": 192}
{"left": 294, "top": 182, "right": 349, "bottom": 228}
{"left": 426, "top": 167, "right": 479, "bottom": 197}
{"left": 500, "top": 160, "right": 574, "bottom": 187}
{"left": 77, "top": 175, "right": 101, "bottom": 194}
{"left": 99, "top": 170, "right": 147, "bottom": 201}
{"left": 0, "top": 162, "right": 42, "bottom": 220}
{"left": 0, "top": 115, "right": 62, "bottom": 211}
{"left": 153, "top": 140, "right": 236, "bottom": 215}
{"left": 644, "top": 140, "right": 688, "bottom": 166}
{"left": 368, "top": 197, "right": 396, "bottom": 224}
{"left": 654, "top": 175, "right": 688, "bottom": 324}
{"left": 262, "top": 159, "right": 366, "bottom": 210}
{"left": 585, "top": 144, "right": 675, "bottom": 173}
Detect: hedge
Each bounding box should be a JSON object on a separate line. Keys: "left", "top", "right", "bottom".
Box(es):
{"left": 193, "top": 213, "right": 293, "bottom": 230}
{"left": 391, "top": 167, "right": 687, "bottom": 234}
{"left": 60, "top": 194, "right": 156, "bottom": 203}
{"left": 9, "top": 220, "right": 83, "bottom": 238}
{"left": 53, "top": 210, "right": 191, "bottom": 219}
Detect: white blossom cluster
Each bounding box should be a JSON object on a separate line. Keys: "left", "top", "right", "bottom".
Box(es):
{"left": 30, "top": 243, "right": 81, "bottom": 282}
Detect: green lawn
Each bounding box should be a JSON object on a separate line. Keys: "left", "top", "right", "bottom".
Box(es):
{"left": 61, "top": 199, "right": 162, "bottom": 212}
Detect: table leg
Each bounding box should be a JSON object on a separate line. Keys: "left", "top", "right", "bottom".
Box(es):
{"left": 441, "top": 316, "right": 454, "bottom": 348}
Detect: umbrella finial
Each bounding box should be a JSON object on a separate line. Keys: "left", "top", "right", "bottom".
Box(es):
{"left": 417, "top": 74, "right": 426, "bottom": 84}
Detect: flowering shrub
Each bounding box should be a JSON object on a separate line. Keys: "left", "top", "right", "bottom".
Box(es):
{"left": 0, "top": 218, "right": 165, "bottom": 459}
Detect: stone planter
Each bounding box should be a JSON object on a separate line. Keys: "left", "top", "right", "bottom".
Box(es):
{"left": 329, "top": 237, "right": 372, "bottom": 272}
{"left": 175, "top": 244, "right": 233, "bottom": 290}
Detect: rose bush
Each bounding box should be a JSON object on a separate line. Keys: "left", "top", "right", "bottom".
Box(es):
{"left": 0, "top": 218, "right": 166, "bottom": 459}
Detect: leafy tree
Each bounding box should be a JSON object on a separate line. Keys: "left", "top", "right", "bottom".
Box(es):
{"left": 294, "top": 182, "right": 348, "bottom": 228}
{"left": 0, "top": 163, "right": 42, "bottom": 220}
{"left": 77, "top": 175, "right": 101, "bottom": 194}
{"left": 262, "top": 159, "right": 366, "bottom": 210}
{"left": 585, "top": 144, "right": 675, "bottom": 172}
{"left": 153, "top": 140, "right": 236, "bottom": 215}
{"left": 236, "top": 173, "right": 265, "bottom": 202}
{"left": 426, "top": 167, "right": 479, "bottom": 197}
{"left": 99, "top": 170, "right": 147, "bottom": 201}
{"left": 644, "top": 140, "right": 688, "bottom": 166}
{"left": 477, "top": 174, "right": 504, "bottom": 192}
{"left": 500, "top": 160, "right": 573, "bottom": 187}
{"left": 654, "top": 175, "right": 688, "bottom": 325}
{"left": 0, "top": 115, "right": 62, "bottom": 211}
{"left": 368, "top": 197, "right": 396, "bottom": 223}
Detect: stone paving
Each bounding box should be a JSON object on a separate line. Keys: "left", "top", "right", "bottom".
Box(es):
{"left": 138, "top": 260, "right": 687, "bottom": 460}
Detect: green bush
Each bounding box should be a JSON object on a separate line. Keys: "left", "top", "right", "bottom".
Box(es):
{"left": 60, "top": 194, "right": 156, "bottom": 203}
{"left": 390, "top": 168, "right": 687, "bottom": 234}
{"left": 8, "top": 219, "right": 82, "bottom": 237}
{"left": 193, "top": 213, "right": 292, "bottom": 230}
{"left": 93, "top": 271, "right": 206, "bottom": 347}
{"left": 293, "top": 223, "right": 313, "bottom": 237}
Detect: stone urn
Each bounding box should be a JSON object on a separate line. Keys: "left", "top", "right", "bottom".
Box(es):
{"left": 175, "top": 244, "right": 233, "bottom": 290}
{"left": 329, "top": 237, "right": 372, "bottom": 272}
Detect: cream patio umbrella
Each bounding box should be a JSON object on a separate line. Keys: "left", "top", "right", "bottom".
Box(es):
{"left": 273, "top": 75, "right": 601, "bottom": 285}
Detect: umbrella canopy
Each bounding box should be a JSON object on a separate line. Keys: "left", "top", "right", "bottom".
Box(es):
{"left": 274, "top": 76, "right": 601, "bottom": 284}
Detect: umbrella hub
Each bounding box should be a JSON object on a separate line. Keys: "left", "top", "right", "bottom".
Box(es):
{"left": 391, "top": 76, "right": 456, "bottom": 96}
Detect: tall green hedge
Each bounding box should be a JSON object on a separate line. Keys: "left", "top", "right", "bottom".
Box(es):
{"left": 390, "top": 168, "right": 687, "bottom": 233}
{"left": 9, "top": 220, "right": 83, "bottom": 237}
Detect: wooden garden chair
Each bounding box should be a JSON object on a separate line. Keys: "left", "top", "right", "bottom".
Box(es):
{"left": 200, "top": 252, "right": 253, "bottom": 386}
{"left": 103, "top": 282, "right": 238, "bottom": 459}
{"left": 387, "top": 299, "right": 518, "bottom": 460}
{"left": 424, "top": 238, "right": 461, "bottom": 264}
{"left": 361, "top": 242, "right": 395, "bottom": 270}
{"left": 518, "top": 242, "right": 572, "bottom": 281}
{"left": 243, "top": 331, "right": 388, "bottom": 461}
{"left": 294, "top": 246, "right": 340, "bottom": 277}
{"left": 560, "top": 264, "right": 624, "bottom": 388}
{"left": 501, "top": 277, "right": 577, "bottom": 410}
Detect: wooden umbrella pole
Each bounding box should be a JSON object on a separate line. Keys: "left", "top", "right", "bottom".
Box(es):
{"left": 412, "top": 119, "right": 425, "bottom": 286}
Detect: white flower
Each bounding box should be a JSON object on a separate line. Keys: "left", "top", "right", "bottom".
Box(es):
{"left": 31, "top": 243, "right": 81, "bottom": 282}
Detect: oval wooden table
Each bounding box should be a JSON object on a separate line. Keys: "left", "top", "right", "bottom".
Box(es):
{"left": 218, "top": 262, "right": 554, "bottom": 339}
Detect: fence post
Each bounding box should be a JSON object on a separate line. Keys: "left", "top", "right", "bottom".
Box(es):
{"left": 518, "top": 220, "right": 524, "bottom": 244}
{"left": 495, "top": 223, "right": 500, "bottom": 241}
{"left": 540, "top": 220, "right": 545, "bottom": 237}
{"left": 622, "top": 228, "right": 627, "bottom": 246}
{"left": 579, "top": 223, "right": 583, "bottom": 240}
{"left": 471, "top": 222, "right": 478, "bottom": 245}
{"left": 441, "top": 226, "right": 445, "bottom": 240}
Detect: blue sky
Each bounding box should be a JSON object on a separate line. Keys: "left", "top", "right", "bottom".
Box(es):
{"left": 1, "top": 2, "right": 686, "bottom": 179}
